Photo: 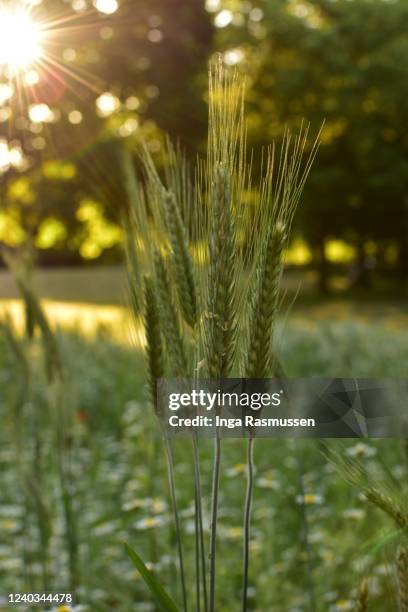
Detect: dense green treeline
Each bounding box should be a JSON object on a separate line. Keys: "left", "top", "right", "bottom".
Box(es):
{"left": 0, "top": 0, "right": 407, "bottom": 291}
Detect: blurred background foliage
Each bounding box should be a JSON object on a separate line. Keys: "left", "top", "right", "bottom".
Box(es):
{"left": 0, "top": 0, "right": 407, "bottom": 296}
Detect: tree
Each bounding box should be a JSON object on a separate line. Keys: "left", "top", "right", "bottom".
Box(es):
{"left": 215, "top": 0, "right": 408, "bottom": 288}
{"left": 0, "top": 0, "right": 213, "bottom": 263}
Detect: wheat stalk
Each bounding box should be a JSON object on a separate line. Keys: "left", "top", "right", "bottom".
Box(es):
{"left": 143, "top": 276, "right": 165, "bottom": 409}
{"left": 205, "top": 62, "right": 245, "bottom": 612}
{"left": 162, "top": 189, "right": 198, "bottom": 330}
{"left": 245, "top": 224, "right": 286, "bottom": 378}
{"left": 326, "top": 448, "right": 408, "bottom": 530}
{"left": 143, "top": 276, "right": 188, "bottom": 612}
{"left": 355, "top": 577, "right": 369, "bottom": 612}
{"left": 364, "top": 488, "right": 408, "bottom": 530}
{"left": 206, "top": 165, "right": 237, "bottom": 379}
{"left": 239, "top": 126, "right": 318, "bottom": 612}
{"left": 242, "top": 435, "right": 254, "bottom": 612}
{"left": 397, "top": 548, "right": 408, "bottom": 612}
{"left": 123, "top": 57, "right": 319, "bottom": 611}
{"left": 153, "top": 250, "right": 188, "bottom": 377}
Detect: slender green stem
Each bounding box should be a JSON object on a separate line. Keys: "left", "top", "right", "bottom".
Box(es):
{"left": 33, "top": 422, "right": 49, "bottom": 591}
{"left": 192, "top": 433, "right": 208, "bottom": 612}
{"left": 209, "top": 432, "right": 221, "bottom": 612}
{"left": 21, "top": 509, "right": 34, "bottom": 592}
{"left": 192, "top": 337, "right": 208, "bottom": 612}
{"left": 294, "top": 439, "right": 316, "bottom": 612}
{"left": 143, "top": 277, "right": 188, "bottom": 606}
{"left": 194, "top": 486, "right": 201, "bottom": 612}
{"left": 148, "top": 429, "right": 160, "bottom": 565}
{"left": 397, "top": 547, "right": 408, "bottom": 612}
{"left": 163, "top": 435, "right": 188, "bottom": 612}
{"left": 55, "top": 391, "right": 79, "bottom": 597}
{"left": 6, "top": 327, "right": 35, "bottom": 591}
{"left": 242, "top": 436, "right": 254, "bottom": 612}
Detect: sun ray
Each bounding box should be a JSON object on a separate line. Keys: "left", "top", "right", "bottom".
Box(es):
{"left": 40, "top": 53, "right": 103, "bottom": 96}
{"left": 40, "top": 8, "right": 96, "bottom": 31}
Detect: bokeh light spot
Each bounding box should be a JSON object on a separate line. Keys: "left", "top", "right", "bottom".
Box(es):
{"left": 29, "top": 103, "right": 55, "bottom": 123}
{"left": 68, "top": 110, "right": 83, "bottom": 124}
{"left": 214, "top": 9, "right": 233, "bottom": 28}
{"left": 119, "top": 117, "right": 139, "bottom": 137}
{"left": 205, "top": 0, "right": 220, "bottom": 13}
{"left": 0, "top": 84, "right": 13, "bottom": 105}
{"left": 125, "top": 96, "right": 140, "bottom": 110}
{"left": 72, "top": 0, "right": 87, "bottom": 11}
{"left": 147, "top": 29, "right": 163, "bottom": 43}
{"left": 224, "top": 48, "right": 244, "bottom": 66}
{"left": 96, "top": 92, "right": 120, "bottom": 117}
{"left": 94, "top": 0, "right": 118, "bottom": 15}
{"left": 63, "top": 48, "right": 77, "bottom": 62}
{"left": 24, "top": 69, "right": 40, "bottom": 86}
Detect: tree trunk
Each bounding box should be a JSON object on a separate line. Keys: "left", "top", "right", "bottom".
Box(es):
{"left": 317, "top": 235, "right": 329, "bottom": 294}
{"left": 349, "top": 240, "right": 371, "bottom": 289}
{"left": 398, "top": 216, "right": 408, "bottom": 280}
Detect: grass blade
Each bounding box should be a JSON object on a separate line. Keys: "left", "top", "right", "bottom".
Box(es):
{"left": 124, "top": 543, "right": 180, "bottom": 612}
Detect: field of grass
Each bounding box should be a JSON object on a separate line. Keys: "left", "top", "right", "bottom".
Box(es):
{"left": 0, "top": 294, "right": 407, "bottom": 610}
{"left": 1, "top": 265, "right": 407, "bottom": 611}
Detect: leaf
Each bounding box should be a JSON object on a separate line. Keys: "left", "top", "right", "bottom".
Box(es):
{"left": 124, "top": 542, "right": 180, "bottom": 612}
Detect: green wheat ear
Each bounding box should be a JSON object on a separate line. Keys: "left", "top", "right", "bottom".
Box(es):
{"left": 364, "top": 488, "right": 408, "bottom": 530}
{"left": 397, "top": 547, "right": 408, "bottom": 612}
{"left": 143, "top": 276, "right": 165, "bottom": 412}
{"left": 325, "top": 448, "right": 408, "bottom": 530}
{"left": 206, "top": 165, "right": 237, "bottom": 378}
{"left": 2, "top": 248, "right": 63, "bottom": 381}
{"left": 161, "top": 188, "right": 198, "bottom": 330}
{"left": 153, "top": 249, "right": 188, "bottom": 377}
{"left": 245, "top": 223, "right": 286, "bottom": 378}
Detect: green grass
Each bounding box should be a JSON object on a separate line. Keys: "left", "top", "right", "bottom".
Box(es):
{"left": 0, "top": 321, "right": 407, "bottom": 611}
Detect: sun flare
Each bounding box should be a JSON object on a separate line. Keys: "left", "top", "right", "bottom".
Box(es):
{"left": 0, "top": 9, "right": 43, "bottom": 71}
